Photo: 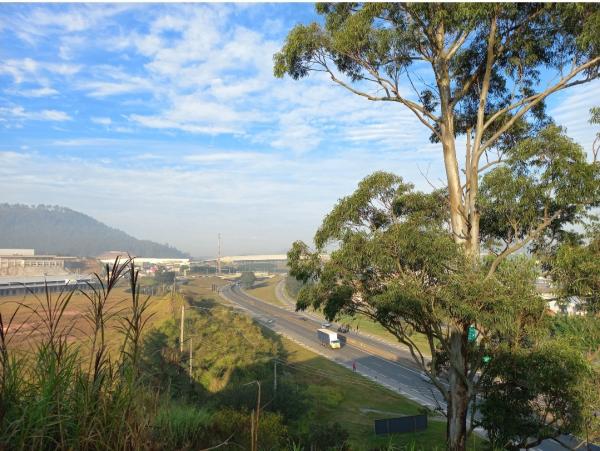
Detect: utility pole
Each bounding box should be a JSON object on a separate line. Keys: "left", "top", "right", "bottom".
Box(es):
{"left": 189, "top": 337, "right": 193, "bottom": 376}
{"left": 273, "top": 361, "right": 277, "bottom": 394}
{"left": 180, "top": 305, "right": 185, "bottom": 353}
{"left": 246, "top": 380, "right": 261, "bottom": 451}
{"left": 217, "top": 233, "right": 222, "bottom": 276}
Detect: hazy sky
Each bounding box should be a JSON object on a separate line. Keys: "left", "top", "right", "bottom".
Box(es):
{"left": 1, "top": 3, "right": 598, "bottom": 257}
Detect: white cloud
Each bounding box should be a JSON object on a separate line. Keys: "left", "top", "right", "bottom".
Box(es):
{"left": 12, "top": 87, "right": 59, "bottom": 97}
{"left": 0, "top": 151, "right": 30, "bottom": 162}
{"left": 0, "top": 58, "right": 81, "bottom": 84}
{"left": 91, "top": 117, "right": 112, "bottom": 125}
{"left": 6, "top": 4, "right": 135, "bottom": 44}
{"left": 40, "top": 110, "right": 72, "bottom": 121}
{"left": 129, "top": 114, "right": 238, "bottom": 135}
{"left": 77, "top": 66, "right": 153, "bottom": 97}
{"left": 0, "top": 106, "right": 71, "bottom": 122}
{"left": 549, "top": 80, "right": 600, "bottom": 153}
{"left": 183, "top": 151, "right": 268, "bottom": 163}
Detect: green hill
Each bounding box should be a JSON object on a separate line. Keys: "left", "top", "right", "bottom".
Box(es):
{"left": 0, "top": 204, "right": 188, "bottom": 258}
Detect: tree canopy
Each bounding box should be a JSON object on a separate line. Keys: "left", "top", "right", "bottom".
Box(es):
{"left": 275, "top": 3, "right": 600, "bottom": 258}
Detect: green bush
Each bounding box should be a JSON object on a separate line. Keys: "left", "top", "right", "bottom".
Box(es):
{"left": 305, "top": 422, "right": 350, "bottom": 451}
{"left": 209, "top": 408, "right": 288, "bottom": 450}
{"left": 152, "top": 403, "right": 212, "bottom": 449}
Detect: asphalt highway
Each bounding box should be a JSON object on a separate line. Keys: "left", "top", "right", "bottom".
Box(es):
{"left": 220, "top": 283, "right": 447, "bottom": 410}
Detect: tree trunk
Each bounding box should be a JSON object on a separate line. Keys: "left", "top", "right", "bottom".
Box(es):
{"left": 436, "top": 65, "right": 468, "bottom": 247}
{"left": 440, "top": 122, "right": 468, "bottom": 246}
{"left": 447, "top": 330, "right": 469, "bottom": 451}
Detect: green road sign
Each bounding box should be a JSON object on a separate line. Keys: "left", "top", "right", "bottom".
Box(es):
{"left": 467, "top": 325, "right": 477, "bottom": 342}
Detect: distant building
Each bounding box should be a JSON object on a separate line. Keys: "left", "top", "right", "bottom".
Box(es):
{"left": 199, "top": 254, "right": 288, "bottom": 274}
{"left": 0, "top": 249, "right": 69, "bottom": 277}
{"left": 0, "top": 274, "right": 95, "bottom": 297}
{"left": 535, "top": 276, "right": 585, "bottom": 315}
{"left": 98, "top": 251, "right": 190, "bottom": 271}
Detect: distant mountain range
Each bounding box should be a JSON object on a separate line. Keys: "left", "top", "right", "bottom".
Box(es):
{"left": 0, "top": 204, "right": 188, "bottom": 258}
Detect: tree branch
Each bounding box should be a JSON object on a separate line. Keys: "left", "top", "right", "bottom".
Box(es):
{"left": 450, "top": 7, "right": 547, "bottom": 108}
{"left": 486, "top": 210, "right": 562, "bottom": 278}
{"left": 478, "top": 57, "right": 600, "bottom": 156}
{"left": 445, "top": 30, "right": 470, "bottom": 61}
{"left": 327, "top": 68, "right": 442, "bottom": 138}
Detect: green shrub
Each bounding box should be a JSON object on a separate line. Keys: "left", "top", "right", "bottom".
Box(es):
{"left": 152, "top": 403, "right": 212, "bottom": 449}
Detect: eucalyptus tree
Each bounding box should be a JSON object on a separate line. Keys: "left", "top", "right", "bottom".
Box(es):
{"left": 275, "top": 4, "right": 600, "bottom": 449}
{"left": 275, "top": 4, "right": 599, "bottom": 259}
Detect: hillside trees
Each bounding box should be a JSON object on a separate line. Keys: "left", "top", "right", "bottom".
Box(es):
{"left": 276, "top": 4, "right": 600, "bottom": 449}
{"left": 0, "top": 204, "right": 188, "bottom": 258}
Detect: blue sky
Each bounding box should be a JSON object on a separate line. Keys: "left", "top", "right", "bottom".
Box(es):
{"left": 1, "top": 3, "right": 599, "bottom": 257}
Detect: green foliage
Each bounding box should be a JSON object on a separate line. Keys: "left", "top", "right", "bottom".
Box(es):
{"left": 551, "top": 230, "right": 600, "bottom": 313}
{"left": 209, "top": 408, "right": 288, "bottom": 450}
{"left": 287, "top": 170, "right": 597, "bottom": 448}
{"left": 592, "top": 106, "right": 600, "bottom": 125}
{"left": 152, "top": 404, "right": 212, "bottom": 449}
{"left": 285, "top": 274, "right": 305, "bottom": 299}
{"left": 479, "top": 125, "right": 600, "bottom": 248}
{"left": 304, "top": 422, "right": 350, "bottom": 451}
{"left": 239, "top": 271, "right": 257, "bottom": 288}
{"left": 154, "top": 270, "right": 176, "bottom": 285}
{"left": 289, "top": 173, "right": 545, "bottom": 356}
{"left": 549, "top": 315, "right": 600, "bottom": 361}
{"left": 305, "top": 384, "right": 343, "bottom": 409}
{"left": 479, "top": 343, "right": 595, "bottom": 450}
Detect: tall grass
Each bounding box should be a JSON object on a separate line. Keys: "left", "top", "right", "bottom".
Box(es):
{"left": 0, "top": 258, "right": 157, "bottom": 450}
{"left": 151, "top": 404, "right": 212, "bottom": 449}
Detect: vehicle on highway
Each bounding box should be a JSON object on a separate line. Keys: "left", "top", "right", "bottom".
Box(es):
{"left": 317, "top": 328, "right": 341, "bottom": 349}
{"left": 337, "top": 324, "right": 350, "bottom": 333}
{"left": 321, "top": 322, "right": 332, "bottom": 328}
{"left": 267, "top": 319, "right": 275, "bottom": 324}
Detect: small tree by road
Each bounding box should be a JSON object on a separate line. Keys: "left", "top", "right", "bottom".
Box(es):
{"left": 239, "top": 272, "right": 257, "bottom": 289}
{"left": 155, "top": 270, "right": 176, "bottom": 286}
